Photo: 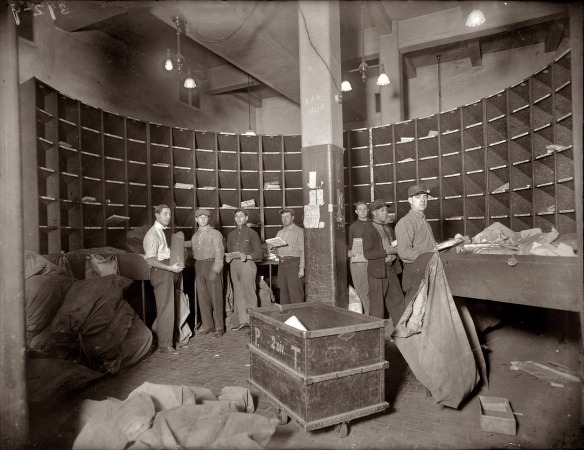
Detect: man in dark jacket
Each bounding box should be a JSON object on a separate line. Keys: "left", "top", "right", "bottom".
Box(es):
{"left": 362, "top": 199, "right": 405, "bottom": 323}
{"left": 226, "top": 208, "right": 263, "bottom": 331}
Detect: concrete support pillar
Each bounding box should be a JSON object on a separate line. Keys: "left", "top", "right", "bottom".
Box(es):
{"left": 568, "top": 3, "right": 584, "bottom": 383}
{"left": 297, "top": 1, "right": 347, "bottom": 306}
{"left": 0, "top": 2, "right": 29, "bottom": 448}
{"left": 380, "top": 23, "right": 403, "bottom": 124}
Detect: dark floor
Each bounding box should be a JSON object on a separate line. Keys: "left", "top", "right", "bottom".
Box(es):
{"left": 29, "top": 303, "right": 583, "bottom": 449}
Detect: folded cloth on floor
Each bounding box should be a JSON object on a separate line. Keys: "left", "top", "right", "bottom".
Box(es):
{"left": 130, "top": 403, "right": 276, "bottom": 449}
{"left": 75, "top": 382, "right": 276, "bottom": 450}
{"left": 74, "top": 393, "right": 156, "bottom": 449}
{"left": 128, "top": 382, "right": 216, "bottom": 411}
{"left": 218, "top": 386, "right": 255, "bottom": 413}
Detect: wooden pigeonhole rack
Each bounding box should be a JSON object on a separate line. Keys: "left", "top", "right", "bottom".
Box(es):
{"left": 248, "top": 303, "right": 389, "bottom": 437}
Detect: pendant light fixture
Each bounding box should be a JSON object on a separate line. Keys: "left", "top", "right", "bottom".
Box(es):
{"left": 244, "top": 75, "right": 256, "bottom": 136}
{"left": 342, "top": 2, "right": 390, "bottom": 91}
{"left": 358, "top": 2, "right": 368, "bottom": 83}
{"left": 341, "top": 80, "right": 353, "bottom": 92}
{"left": 466, "top": 4, "right": 486, "bottom": 28}
{"left": 164, "top": 16, "right": 196, "bottom": 89}
{"left": 376, "top": 65, "right": 390, "bottom": 86}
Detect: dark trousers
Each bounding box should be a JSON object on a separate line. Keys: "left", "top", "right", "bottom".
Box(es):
{"left": 401, "top": 263, "right": 415, "bottom": 296}
{"left": 196, "top": 260, "right": 224, "bottom": 332}
{"left": 368, "top": 263, "right": 405, "bottom": 324}
{"left": 278, "top": 257, "right": 304, "bottom": 304}
{"left": 150, "top": 266, "right": 181, "bottom": 347}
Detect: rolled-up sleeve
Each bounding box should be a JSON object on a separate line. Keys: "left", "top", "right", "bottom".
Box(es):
{"left": 212, "top": 231, "right": 225, "bottom": 273}
{"left": 143, "top": 231, "right": 158, "bottom": 259}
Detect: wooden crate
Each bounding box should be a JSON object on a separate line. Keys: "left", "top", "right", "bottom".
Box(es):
{"left": 478, "top": 396, "right": 517, "bottom": 436}
{"left": 248, "top": 303, "right": 388, "bottom": 431}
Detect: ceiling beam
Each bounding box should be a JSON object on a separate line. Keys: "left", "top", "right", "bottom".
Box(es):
{"left": 231, "top": 91, "right": 262, "bottom": 109}
{"left": 399, "top": 3, "right": 567, "bottom": 54}
{"left": 205, "top": 64, "right": 260, "bottom": 95}
{"left": 53, "top": 1, "right": 131, "bottom": 32}
{"left": 403, "top": 56, "right": 417, "bottom": 79}
{"left": 149, "top": 2, "right": 301, "bottom": 104}
{"left": 468, "top": 40, "right": 482, "bottom": 67}
{"left": 545, "top": 22, "right": 564, "bottom": 52}
{"left": 365, "top": 1, "right": 392, "bottom": 36}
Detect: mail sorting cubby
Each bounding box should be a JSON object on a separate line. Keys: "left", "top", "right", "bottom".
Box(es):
{"left": 81, "top": 180, "right": 104, "bottom": 252}
{"left": 193, "top": 131, "right": 218, "bottom": 224}
{"left": 370, "top": 127, "right": 393, "bottom": 208}
{"left": 418, "top": 160, "right": 441, "bottom": 233}
{"left": 217, "top": 132, "right": 239, "bottom": 237}
{"left": 126, "top": 120, "right": 147, "bottom": 217}
{"left": 463, "top": 101, "right": 487, "bottom": 236}
{"left": 342, "top": 131, "right": 352, "bottom": 223}
{"left": 263, "top": 137, "right": 283, "bottom": 204}
{"left": 283, "top": 135, "right": 303, "bottom": 212}
{"left": 486, "top": 88, "right": 510, "bottom": 227}
{"left": 239, "top": 134, "right": 260, "bottom": 211}
{"left": 122, "top": 118, "right": 144, "bottom": 239}
{"left": 244, "top": 208, "right": 262, "bottom": 236}
{"left": 263, "top": 208, "right": 281, "bottom": 239}
{"left": 439, "top": 109, "right": 462, "bottom": 222}
{"left": 262, "top": 135, "right": 284, "bottom": 216}
{"left": 395, "top": 119, "right": 417, "bottom": 204}
{"left": 148, "top": 124, "right": 172, "bottom": 208}
{"left": 344, "top": 128, "right": 372, "bottom": 211}
{"left": 217, "top": 133, "right": 239, "bottom": 214}
{"left": 172, "top": 127, "right": 195, "bottom": 234}
{"left": 102, "top": 132, "right": 127, "bottom": 247}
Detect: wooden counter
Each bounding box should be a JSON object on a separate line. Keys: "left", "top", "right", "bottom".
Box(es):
{"left": 440, "top": 253, "right": 581, "bottom": 312}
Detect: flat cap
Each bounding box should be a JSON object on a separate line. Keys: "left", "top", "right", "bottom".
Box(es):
{"left": 279, "top": 208, "right": 295, "bottom": 215}
{"left": 369, "top": 199, "right": 390, "bottom": 212}
{"left": 407, "top": 184, "right": 430, "bottom": 197}
{"left": 194, "top": 208, "right": 212, "bottom": 217}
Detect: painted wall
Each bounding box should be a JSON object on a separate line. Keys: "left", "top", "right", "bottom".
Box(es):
{"left": 258, "top": 90, "right": 301, "bottom": 136}
{"left": 18, "top": 12, "right": 252, "bottom": 132}
{"left": 406, "top": 39, "right": 571, "bottom": 119}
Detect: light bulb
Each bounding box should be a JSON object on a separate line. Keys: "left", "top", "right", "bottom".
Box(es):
{"left": 341, "top": 80, "right": 352, "bottom": 92}
{"left": 164, "top": 49, "right": 173, "bottom": 71}
{"left": 466, "top": 9, "right": 486, "bottom": 27}
{"left": 377, "top": 71, "right": 390, "bottom": 86}
{"left": 244, "top": 128, "right": 256, "bottom": 136}
{"left": 184, "top": 70, "right": 196, "bottom": 89}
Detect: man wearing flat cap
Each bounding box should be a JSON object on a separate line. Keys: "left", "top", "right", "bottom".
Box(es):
{"left": 226, "top": 208, "right": 262, "bottom": 331}
{"left": 395, "top": 184, "right": 438, "bottom": 295}
{"left": 361, "top": 199, "right": 404, "bottom": 323}
{"left": 268, "top": 208, "right": 304, "bottom": 304}
{"left": 192, "top": 208, "right": 225, "bottom": 337}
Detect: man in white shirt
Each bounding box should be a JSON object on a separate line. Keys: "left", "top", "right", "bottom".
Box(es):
{"left": 143, "top": 204, "right": 184, "bottom": 355}
{"left": 269, "top": 208, "right": 304, "bottom": 304}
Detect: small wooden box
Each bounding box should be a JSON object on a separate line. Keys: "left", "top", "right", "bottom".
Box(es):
{"left": 478, "top": 395, "right": 517, "bottom": 436}
{"left": 248, "top": 303, "right": 388, "bottom": 430}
